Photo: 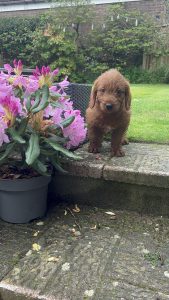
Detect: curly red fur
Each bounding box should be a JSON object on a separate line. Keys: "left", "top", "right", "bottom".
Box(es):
{"left": 85, "top": 69, "right": 131, "bottom": 157}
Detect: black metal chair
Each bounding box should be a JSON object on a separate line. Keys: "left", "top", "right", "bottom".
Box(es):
{"left": 66, "top": 83, "right": 91, "bottom": 117}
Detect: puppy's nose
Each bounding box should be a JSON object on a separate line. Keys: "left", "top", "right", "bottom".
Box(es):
{"left": 106, "top": 104, "right": 113, "bottom": 111}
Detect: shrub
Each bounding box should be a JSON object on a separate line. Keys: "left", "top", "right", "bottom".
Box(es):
{"left": 124, "top": 67, "right": 169, "bottom": 84}
{"left": 0, "top": 16, "right": 42, "bottom": 65}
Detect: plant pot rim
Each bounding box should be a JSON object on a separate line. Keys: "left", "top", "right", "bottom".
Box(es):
{"left": 0, "top": 175, "right": 51, "bottom": 192}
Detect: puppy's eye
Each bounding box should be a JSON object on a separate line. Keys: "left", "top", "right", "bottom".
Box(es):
{"left": 116, "top": 89, "right": 124, "bottom": 96}
{"left": 99, "top": 88, "right": 105, "bottom": 93}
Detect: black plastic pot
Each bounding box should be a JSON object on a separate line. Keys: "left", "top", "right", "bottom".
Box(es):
{"left": 0, "top": 175, "right": 51, "bottom": 224}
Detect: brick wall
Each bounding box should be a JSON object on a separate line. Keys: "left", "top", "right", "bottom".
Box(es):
{"left": 124, "top": 0, "right": 167, "bottom": 24}
{"left": 0, "top": 0, "right": 167, "bottom": 24}
{"left": 0, "top": 8, "right": 47, "bottom": 17}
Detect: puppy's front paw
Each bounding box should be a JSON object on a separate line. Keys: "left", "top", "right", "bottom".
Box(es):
{"left": 88, "top": 144, "right": 100, "bottom": 154}
{"left": 111, "top": 149, "right": 125, "bottom": 157}
{"left": 121, "top": 138, "right": 129, "bottom": 145}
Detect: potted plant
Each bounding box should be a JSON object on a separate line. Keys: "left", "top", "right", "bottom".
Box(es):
{"left": 0, "top": 60, "right": 87, "bottom": 223}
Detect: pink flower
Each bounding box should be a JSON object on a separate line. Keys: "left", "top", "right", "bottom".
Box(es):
{"left": 0, "top": 95, "right": 22, "bottom": 126}
{"left": 63, "top": 110, "right": 87, "bottom": 148}
{"left": 52, "top": 108, "right": 63, "bottom": 126}
{"left": 32, "top": 66, "right": 59, "bottom": 88}
{"left": 62, "top": 99, "right": 73, "bottom": 110}
{"left": 4, "top": 64, "right": 13, "bottom": 74}
{"left": 25, "top": 78, "right": 39, "bottom": 95}
{"left": 0, "top": 96, "right": 22, "bottom": 116}
{"left": 0, "top": 83, "right": 13, "bottom": 98}
{"left": 58, "top": 76, "right": 70, "bottom": 89}
{"left": 0, "top": 117, "right": 9, "bottom": 146}
{"left": 44, "top": 105, "right": 55, "bottom": 118}
{"left": 4, "top": 60, "right": 23, "bottom": 76}
{"left": 13, "top": 75, "right": 27, "bottom": 89}
{"left": 13, "top": 59, "right": 23, "bottom": 76}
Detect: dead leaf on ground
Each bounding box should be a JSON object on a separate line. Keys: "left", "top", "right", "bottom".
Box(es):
{"left": 64, "top": 210, "right": 68, "bottom": 216}
{"left": 69, "top": 228, "right": 76, "bottom": 234}
{"left": 32, "top": 243, "right": 41, "bottom": 252}
{"left": 47, "top": 256, "right": 60, "bottom": 263}
{"left": 110, "top": 215, "right": 116, "bottom": 220}
{"left": 72, "top": 204, "right": 80, "bottom": 213}
{"left": 105, "top": 211, "right": 116, "bottom": 216}
{"left": 69, "top": 228, "right": 81, "bottom": 236}
{"left": 95, "top": 155, "right": 101, "bottom": 160}
{"left": 36, "top": 221, "right": 44, "bottom": 226}
{"left": 33, "top": 231, "right": 40, "bottom": 237}
{"left": 90, "top": 225, "right": 97, "bottom": 230}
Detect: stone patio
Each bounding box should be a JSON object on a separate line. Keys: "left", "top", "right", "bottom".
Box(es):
{"left": 0, "top": 204, "right": 169, "bottom": 300}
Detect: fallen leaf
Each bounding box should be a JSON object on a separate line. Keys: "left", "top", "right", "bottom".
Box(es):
{"left": 105, "top": 211, "right": 116, "bottom": 216}
{"left": 95, "top": 155, "right": 101, "bottom": 160}
{"left": 112, "top": 281, "right": 119, "bottom": 287}
{"left": 74, "top": 231, "right": 81, "bottom": 237}
{"left": 142, "top": 248, "right": 150, "bottom": 254}
{"left": 13, "top": 268, "right": 21, "bottom": 275}
{"left": 33, "top": 231, "right": 40, "bottom": 237}
{"left": 72, "top": 204, "right": 80, "bottom": 213}
{"left": 69, "top": 228, "right": 76, "bottom": 234}
{"left": 26, "top": 250, "right": 32, "bottom": 256}
{"left": 62, "top": 262, "right": 70, "bottom": 271}
{"left": 114, "top": 234, "right": 120, "bottom": 239}
{"left": 36, "top": 221, "right": 44, "bottom": 226}
{"left": 90, "top": 225, "right": 97, "bottom": 230}
{"left": 69, "top": 228, "right": 81, "bottom": 236}
{"left": 164, "top": 271, "right": 169, "bottom": 278}
{"left": 32, "top": 243, "right": 41, "bottom": 252}
{"left": 110, "top": 215, "right": 116, "bottom": 220}
{"left": 64, "top": 210, "right": 68, "bottom": 216}
{"left": 13, "top": 174, "right": 21, "bottom": 179}
{"left": 84, "top": 290, "right": 94, "bottom": 297}
{"left": 47, "top": 256, "right": 60, "bottom": 263}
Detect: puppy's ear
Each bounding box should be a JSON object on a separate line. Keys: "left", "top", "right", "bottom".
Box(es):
{"left": 125, "top": 84, "right": 131, "bottom": 111}
{"left": 89, "top": 80, "right": 98, "bottom": 109}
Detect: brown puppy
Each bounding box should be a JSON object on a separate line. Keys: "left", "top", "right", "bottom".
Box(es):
{"left": 86, "top": 69, "right": 131, "bottom": 157}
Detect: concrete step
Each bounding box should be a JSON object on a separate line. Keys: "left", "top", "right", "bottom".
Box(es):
{"left": 1, "top": 204, "right": 169, "bottom": 300}
{"left": 50, "top": 142, "right": 169, "bottom": 216}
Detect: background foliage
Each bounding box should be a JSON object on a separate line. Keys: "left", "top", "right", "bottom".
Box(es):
{"left": 0, "top": 16, "right": 42, "bottom": 66}
{"left": 0, "top": 1, "right": 168, "bottom": 83}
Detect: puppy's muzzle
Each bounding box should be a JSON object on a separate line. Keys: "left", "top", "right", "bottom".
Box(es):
{"left": 105, "top": 103, "right": 113, "bottom": 111}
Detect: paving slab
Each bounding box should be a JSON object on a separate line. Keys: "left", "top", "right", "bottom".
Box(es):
{"left": 1, "top": 204, "right": 169, "bottom": 300}
{"left": 0, "top": 221, "right": 37, "bottom": 280}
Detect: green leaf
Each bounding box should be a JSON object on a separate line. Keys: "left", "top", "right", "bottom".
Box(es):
{"left": 45, "top": 139, "right": 82, "bottom": 160}
{"left": 26, "top": 133, "right": 40, "bottom": 165}
{"left": 32, "top": 85, "right": 49, "bottom": 114}
{"left": 0, "top": 142, "right": 16, "bottom": 164}
{"left": 50, "top": 91, "right": 62, "bottom": 100}
{"left": 40, "top": 148, "right": 56, "bottom": 156}
{"left": 25, "top": 95, "right": 32, "bottom": 111}
{"left": 8, "top": 127, "right": 26, "bottom": 144}
{"left": 18, "top": 118, "right": 29, "bottom": 135}
{"left": 32, "top": 159, "right": 49, "bottom": 176}
{"left": 31, "top": 90, "right": 41, "bottom": 110}
{"left": 48, "top": 134, "right": 67, "bottom": 144}
{"left": 60, "top": 116, "right": 75, "bottom": 128}
{"left": 51, "top": 156, "right": 68, "bottom": 174}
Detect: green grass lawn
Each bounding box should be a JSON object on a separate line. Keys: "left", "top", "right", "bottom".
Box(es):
{"left": 128, "top": 84, "right": 169, "bottom": 144}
